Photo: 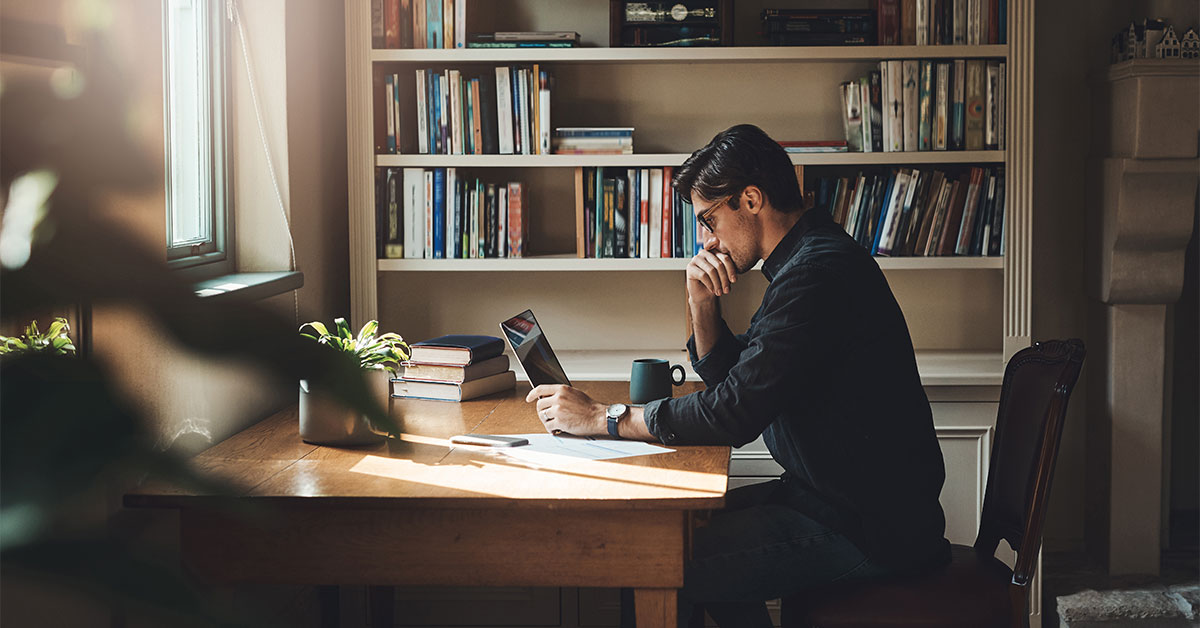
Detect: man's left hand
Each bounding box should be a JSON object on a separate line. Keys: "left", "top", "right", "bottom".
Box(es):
{"left": 525, "top": 384, "right": 606, "bottom": 436}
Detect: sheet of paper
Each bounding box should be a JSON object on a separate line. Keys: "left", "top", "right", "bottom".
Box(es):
{"left": 496, "top": 433, "right": 674, "bottom": 462}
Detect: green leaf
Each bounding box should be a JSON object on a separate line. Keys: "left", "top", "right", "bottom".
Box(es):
{"left": 45, "top": 319, "right": 66, "bottom": 340}
{"left": 298, "top": 321, "right": 330, "bottom": 338}
{"left": 333, "top": 318, "right": 353, "bottom": 341}
{"left": 355, "top": 320, "right": 378, "bottom": 346}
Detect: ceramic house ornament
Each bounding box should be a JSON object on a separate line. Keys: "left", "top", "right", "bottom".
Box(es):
{"left": 1141, "top": 19, "right": 1166, "bottom": 58}
{"left": 1181, "top": 28, "right": 1199, "bottom": 59}
{"left": 1156, "top": 25, "right": 1181, "bottom": 58}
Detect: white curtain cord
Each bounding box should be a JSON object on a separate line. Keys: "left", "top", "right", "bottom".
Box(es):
{"left": 226, "top": 0, "right": 300, "bottom": 323}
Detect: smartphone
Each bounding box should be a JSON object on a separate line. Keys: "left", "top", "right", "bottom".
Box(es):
{"left": 449, "top": 434, "right": 530, "bottom": 447}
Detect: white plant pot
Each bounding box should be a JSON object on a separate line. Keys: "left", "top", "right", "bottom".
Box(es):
{"left": 297, "top": 369, "right": 391, "bottom": 446}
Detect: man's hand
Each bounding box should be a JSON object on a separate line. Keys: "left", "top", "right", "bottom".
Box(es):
{"left": 686, "top": 236, "right": 737, "bottom": 302}
{"left": 525, "top": 384, "right": 607, "bottom": 436}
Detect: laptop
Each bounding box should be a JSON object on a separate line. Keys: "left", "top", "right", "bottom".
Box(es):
{"left": 499, "top": 309, "right": 571, "bottom": 387}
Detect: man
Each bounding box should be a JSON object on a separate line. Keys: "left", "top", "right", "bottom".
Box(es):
{"left": 526, "top": 124, "right": 950, "bottom": 627}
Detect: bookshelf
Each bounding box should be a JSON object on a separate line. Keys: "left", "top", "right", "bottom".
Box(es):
{"left": 376, "top": 150, "right": 1006, "bottom": 167}
{"left": 344, "top": 0, "right": 1036, "bottom": 619}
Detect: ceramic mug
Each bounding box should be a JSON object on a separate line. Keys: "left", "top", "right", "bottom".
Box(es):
{"left": 630, "top": 358, "right": 686, "bottom": 404}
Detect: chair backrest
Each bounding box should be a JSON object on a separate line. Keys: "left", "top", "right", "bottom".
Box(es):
{"left": 974, "top": 339, "right": 1086, "bottom": 586}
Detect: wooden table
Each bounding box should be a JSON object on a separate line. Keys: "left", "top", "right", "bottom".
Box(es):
{"left": 125, "top": 381, "right": 729, "bottom": 628}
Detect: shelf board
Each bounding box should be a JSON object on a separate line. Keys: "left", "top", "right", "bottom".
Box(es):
{"left": 375, "top": 151, "right": 1005, "bottom": 168}
{"left": 513, "top": 349, "right": 1003, "bottom": 386}
{"left": 377, "top": 255, "right": 1003, "bottom": 272}
{"left": 372, "top": 45, "right": 1009, "bottom": 64}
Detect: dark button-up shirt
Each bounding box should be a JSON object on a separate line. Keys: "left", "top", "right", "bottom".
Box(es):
{"left": 644, "top": 207, "right": 951, "bottom": 571}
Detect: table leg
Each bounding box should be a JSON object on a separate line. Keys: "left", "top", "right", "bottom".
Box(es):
{"left": 634, "top": 588, "right": 677, "bottom": 628}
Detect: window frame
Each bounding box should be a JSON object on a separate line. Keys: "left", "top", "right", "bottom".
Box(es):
{"left": 163, "top": 0, "right": 233, "bottom": 278}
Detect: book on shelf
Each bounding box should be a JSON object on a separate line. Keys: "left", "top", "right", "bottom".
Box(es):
{"left": 874, "top": 0, "right": 1004, "bottom": 45}
{"left": 761, "top": 9, "right": 875, "bottom": 46}
{"left": 401, "top": 354, "right": 511, "bottom": 383}
{"left": 574, "top": 166, "right": 699, "bottom": 260}
{"left": 392, "top": 369, "right": 516, "bottom": 401}
{"left": 553, "top": 127, "right": 634, "bottom": 155}
{"left": 841, "top": 58, "right": 1000, "bottom": 153}
{"left": 409, "top": 334, "right": 506, "bottom": 365}
{"left": 809, "top": 166, "right": 1004, "bottom": 257}
{"left": 380, "top": 167, "right": 526, "bottom": 260}
{"left": 779, "top": 140, "right": 849, "bottom": 153}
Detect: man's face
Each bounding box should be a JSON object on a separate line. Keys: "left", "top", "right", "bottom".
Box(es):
{"left": 692, "top": 190, "right": 757, "bottom": 274}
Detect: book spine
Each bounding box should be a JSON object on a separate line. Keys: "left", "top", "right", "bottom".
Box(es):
{"left": 446, "top": 167, "right": 457, "bottom": 257}
{"left": 402, "top": 168, "right": 421, "bottom": 258}
{"left": 952, "top": 0, "right": 966, "bottom": 44}
{"left": 495, "top": 67, "right": 514, "bottom": 154}
{"left": 413, "top": 0, "right": 425, "bottom": 49}
{"left": 448, "top": 69, "right": 462, "bottom": 154}
{"left": 877, "top": 0, "right": 900, "bottom": 45}
{"left": 887, "top": 60, "right": 904, "bottom": 152}
{"left": 934, "top": 62, "right": 949, "bottom": 150}
{"left": 511, "top": 67, "right": 523, "bottom": 154}
{"left": 998, "top": 62, "right": 1006, "bottom": 149}
{"left": 399, "top": 0, "right": 413, "bottom": 48}
{"left": 443, "top": 0, "right": 453, "bottom": 50}
{"left": 985, "top": 61, "right": 1000, "bottom": 150}
{"left": 640, "top": 168, "right": 651, "bottom": 258}
{"left": 859, "top": 78, "right": 872, "bottom": 152}
{"left": 915, "top": 0, "right": 928, "bottom": 45}
{"left": 869, "top": 70, "right": 884, "bottom": 152}
{"left": 415, "top": 70, "right": 428, "bottom": 154}
{"left": 539, "top": 70, "right": 551, "bottom": 156}
{"left": 427, "top": 0, "right": 441, "bottom": 48}
{"left": 649, "top": 169, "right": 662, "bottom": 258}
{"left": 901, "top": 60, "right": 919, "bottom": 152}
{"left": 661, "top": 167, "right": 673, "bottom": 257}
{"left": 840, "top": 82, "right": 864, "bottom": 152}
{"left": 955, "top": 167, "right": 983, "bottom": 254}
{"left": 508, "top": 182, "right": 524, "bottom": 257}
{"left": 951, "top": 59, "right": 966, "bottom": 150}
{"left": 385, "top": 74, "right": 397, "bottom": 153}
{"left": 384, "top": 0, "right": 399, "bottom": 48}
{"left": 438, "top": 73, "right": 449, "bottom": 154}
{"left": 964, "top": 59, "right": 985, "bottom": 151}
{"left": 938, "top": 175, "right": 968, "bottom": 255}
{"left": 616, "top": 177, "right": 629, "bottom": 258}
{"left": 423, "top": 170, "right": 434, "bottom": 258}
{"left": 901, "top": 0, "right": 916, "bottom": 45}
{"left": 454, "top": 0, "right": 466, "bottom": 47}
{"left": 430, "top": 71, "right": 441, "bottom": 153}
{"left": 989, "top": 170, "right": 1005, "bottom": 255}
{"left": 432, "top": 168, "right": 446, "bottom": 258}
{"left": 594, "top": 167, "right": 603, "bottom": 256}
{"left": 918, "top": 60, "right": 933, "bottom": 151}
{"left": 880, "top": 62, "right": 892, "bottom": 152}
{"left": 530, "top": 65, "right": 540, "bottom": 154}
{"left": 876, "top": 169, "right": 908, "bottom": 256}
{"left": 384, "top": 168, "right": 402, "bottom": 257}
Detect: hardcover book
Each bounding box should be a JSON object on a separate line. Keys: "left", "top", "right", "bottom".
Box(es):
{"left": 901, "top": 60, "right": 919, "bottom": 152}
{"left": 917, "top": 60, "right": 933, "bottom": 151}
{"left": 392, "top": 370, "right": 516, "bottom": 402}
{"left": 964, "top": 59, "right": 986, "bottom": 151}
{"left": 409, "top": 334, "right": 505, "bottom": 365}
{"left": 402, "top": 355, "right": 510, "bottom": 384}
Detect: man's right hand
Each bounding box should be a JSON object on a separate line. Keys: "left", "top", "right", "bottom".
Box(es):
{"left": 686, "top": 236, "right": 737, "bottom": 301}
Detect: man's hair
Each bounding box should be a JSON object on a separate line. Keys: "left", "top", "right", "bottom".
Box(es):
{"left": 673, "top": 124, "right": 805, "bottom": 213}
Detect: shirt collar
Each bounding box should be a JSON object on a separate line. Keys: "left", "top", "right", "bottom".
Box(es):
{"left": 762, "top": 206, "right": 832, "bottom": 282}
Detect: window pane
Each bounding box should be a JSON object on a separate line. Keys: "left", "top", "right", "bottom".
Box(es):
{"left": 165, "top": 0, "right": 213, "bottom": 248}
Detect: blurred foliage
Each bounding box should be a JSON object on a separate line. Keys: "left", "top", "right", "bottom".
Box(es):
{"left": 0, "top": 7, "right": 391, "bottom": 627}
{"left": 301, "top": 317, "right": 412, "bottom": 376}
{"left": 0, "top": 317, "right": 77, "bottom": 355}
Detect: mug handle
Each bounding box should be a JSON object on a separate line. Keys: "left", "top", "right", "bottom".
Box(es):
{"left": 670, "top": 364, "right": 686, "bottom": 386}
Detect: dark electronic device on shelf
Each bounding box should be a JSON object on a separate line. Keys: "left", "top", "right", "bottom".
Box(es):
{"left": 609, "top": 0, "right": 733, "bottom": 47}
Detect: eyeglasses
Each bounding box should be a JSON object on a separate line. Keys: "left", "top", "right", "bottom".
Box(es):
{"left": 695, "top": 196, "right": 731, "bottom": 233}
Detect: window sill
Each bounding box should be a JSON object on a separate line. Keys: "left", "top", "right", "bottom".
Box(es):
{"left": 193, "top": 271, "right": 303, "bottom": 303}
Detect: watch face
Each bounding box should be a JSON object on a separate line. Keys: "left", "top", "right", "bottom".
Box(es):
{"left": 607, "top": 403, "right": 628, "bottom": 418}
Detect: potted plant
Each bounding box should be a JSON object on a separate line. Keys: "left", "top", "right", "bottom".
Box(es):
{"left": 0, "top": 317, "right": 77, "bottom": 356}
{"left": 297, "top": 318, "right": 410, "bottom": 445}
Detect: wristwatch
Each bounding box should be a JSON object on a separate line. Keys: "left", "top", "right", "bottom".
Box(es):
{"left": 606, "top": 403, "right": 629, "bottom": 439}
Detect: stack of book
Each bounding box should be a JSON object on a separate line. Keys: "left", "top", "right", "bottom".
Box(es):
{"left": 874, "top": 0, "right": 1006, "bottom": 46}
{"left": 809, "top": 166, "right": 1005, "bottom": 257}
{"left": 467, "top": 31, "right": 581, "bottom": 48}
{"left": 375, "top": 168, "right": 527, "bottom": 259}
{"left": 372, "top": 0, "right": 466, "bottom": 49}
{"left": 839, "top": 58, "right": 1004, "bottom": 153}
{"left": 761, "top": 9, "right": 875, "bottom": 46}
{"left": 552, "top": 128, "right": 634, "bottom": 155}
{"left": 394, "top": 65, "right": 550, "bottom": 156}
{"left": 577, "top": 167, "right": 700, "bottom": 259}
{"left": 392, "top": 335, "right": 516, "bottom": 402}
{"left": 779, "top": 140, "right": 849, "bottom": 153}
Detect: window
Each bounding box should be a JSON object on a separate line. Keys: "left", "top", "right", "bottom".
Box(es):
{"left": 163, "top": 0, "right": 230, "bottom": 274}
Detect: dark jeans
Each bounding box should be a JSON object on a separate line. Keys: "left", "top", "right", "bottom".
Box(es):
{"left": 666, "top": 479, "right": 890, "bottom": 628}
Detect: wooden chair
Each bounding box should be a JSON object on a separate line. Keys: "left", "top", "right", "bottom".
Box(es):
{"left": 780, "top": 339, "right": 1086, "bottom": 628}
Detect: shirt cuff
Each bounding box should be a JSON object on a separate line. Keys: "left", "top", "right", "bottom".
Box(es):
{"left": 686, "top": 321, "right": 742, "bottom": 385}
{"left": 642, "top": 398, "right": 679, "bottom": 445}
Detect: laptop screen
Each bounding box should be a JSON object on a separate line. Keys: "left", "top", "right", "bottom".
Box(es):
{"left": 499, "top": 309, "right": 571, "bottom": 387}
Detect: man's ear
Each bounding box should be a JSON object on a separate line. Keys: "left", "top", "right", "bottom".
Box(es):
{"left": 743, "top": 186, "right": 764, "bottom": 215}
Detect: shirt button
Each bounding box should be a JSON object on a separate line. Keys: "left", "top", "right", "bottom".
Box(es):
{"left": 666, "top": 433, "right": 676, "bottom": 441}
